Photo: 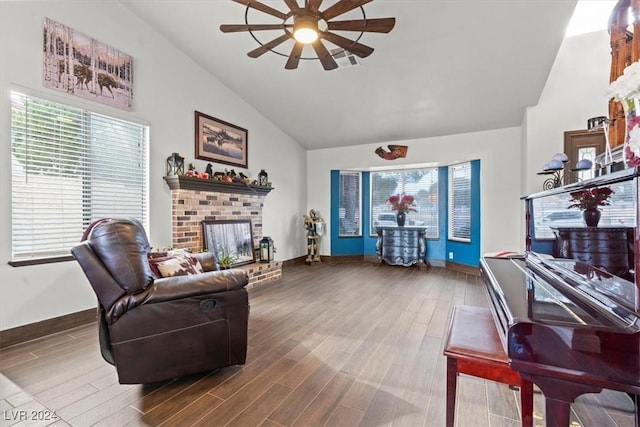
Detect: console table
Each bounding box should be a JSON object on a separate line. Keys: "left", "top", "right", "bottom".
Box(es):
{"left": 551, "top": 226, "right": 635, "bottom": 280}
{"left": 376, "top": 226, "right": 429, "bottom": 269}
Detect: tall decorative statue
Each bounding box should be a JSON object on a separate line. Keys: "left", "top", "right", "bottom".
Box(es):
{"left": 303, "top": 209, "right": 325, "bottom": 263}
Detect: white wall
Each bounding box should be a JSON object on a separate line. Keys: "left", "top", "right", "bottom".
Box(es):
{"left": 524, "top": 30, "right": 612, "bottom": 195}
{"left": 307, "top": 127, "right": 524, "bottom": 257}
{"left": 0, "top": 1, "right": 308, "bottom": 330}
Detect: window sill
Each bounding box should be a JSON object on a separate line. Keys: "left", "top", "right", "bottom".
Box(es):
{"left": 9, "top": 255, "right": 74, "bottom": 267}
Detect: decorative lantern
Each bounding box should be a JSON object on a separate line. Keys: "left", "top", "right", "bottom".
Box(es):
{"left": 258, "top": 169, "right": 268, "bottom": 186}
{"left": 166, "top": 153, "right": 185, "bottom": 176}
{"left": 259, "top": 236, "right": 274, "bottom": 263}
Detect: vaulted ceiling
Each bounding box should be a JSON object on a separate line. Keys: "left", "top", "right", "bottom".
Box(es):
{"left": 120, "top": 0, "right": 578, "bottom": 150}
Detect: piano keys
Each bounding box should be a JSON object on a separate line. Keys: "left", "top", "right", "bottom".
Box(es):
{"left": 480, "top": 252, "right": 639, "bottom": 427}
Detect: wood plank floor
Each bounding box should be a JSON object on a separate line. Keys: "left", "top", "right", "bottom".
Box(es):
{"left": 1, "top": 262, "right": 636, "bottom": 426}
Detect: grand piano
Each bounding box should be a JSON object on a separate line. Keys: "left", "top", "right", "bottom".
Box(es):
{"left": 480, "top": 167, "right": 640, "bottom": 427}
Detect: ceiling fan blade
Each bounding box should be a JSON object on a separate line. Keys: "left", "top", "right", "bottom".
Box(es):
{"left": 247, "top": 34, "right": 291, "bottom": 58}
{"left": 327, "top": 17, "right": 396, "bottom": 33}
{"left": 232, "top": 0, "right": 288, "bottom": 20}
{"left": 307, "top": 0, "right": 323, "bottom": 13}
{"left": 220, "top": 24, "right": 286, "bottom": 33}
{"left": 321, "top": 0, "right": 372, "bottom": 21}
{"left": 311, "top": 40, "right": 338, "bottom": 70}
{"left": 283, "top": 0, "right": 299, "bottom": 11}
{"left": 320, "top": 31, "right": 373, "bottom": 58}
{"left": 285, "top": 42, "right": 304, "bottom": 69}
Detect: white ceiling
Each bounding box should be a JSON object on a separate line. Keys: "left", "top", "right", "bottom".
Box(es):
{"left": 120, "top": 0, "right": 578, "bottom": 150}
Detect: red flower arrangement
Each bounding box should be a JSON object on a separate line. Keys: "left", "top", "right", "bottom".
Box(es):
{"left": 387, "top": 193, "right": 416, "bottom": 213}
{"left": 567, "top": 186, "right": 614, "bottom": 211}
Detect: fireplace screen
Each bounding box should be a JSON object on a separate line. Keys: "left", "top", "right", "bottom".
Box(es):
{"left": 202, "top": 220, "right": 255, "bottom": 267}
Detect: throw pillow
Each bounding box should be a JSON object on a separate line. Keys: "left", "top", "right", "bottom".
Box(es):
{"left": 153, "top": 254, "right": 204, "bottom": 278}
{"left": 148, "top": 249, "right": 193, "bottom": 277}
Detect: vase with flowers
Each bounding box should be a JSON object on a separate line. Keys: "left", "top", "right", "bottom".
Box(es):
{"left": 387, "top": 193, "right": 416, "bottom": 226}
{"left": 607, "top": 61, "right": 640, "bottom": 167}
{"left": 567, "top": 186, "right": 614, "bottom": 227}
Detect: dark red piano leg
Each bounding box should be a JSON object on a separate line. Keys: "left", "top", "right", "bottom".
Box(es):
{"left": 544, "top": 397, "right": 572, "bottom": 427}
{"left": 520, "top": 377, "right": 534, "bottom": 427}
{"left": 446, "top": 357, "right": 457, "bottom": 427}
{"left": 519, "top": 374, "right": 602, "bottom": 427}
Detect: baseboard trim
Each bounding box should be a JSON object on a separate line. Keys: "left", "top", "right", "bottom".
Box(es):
{"left": 323, "top": 255, "right": 365, "bottom": 263}
{"left": 282, "top": 255, "right": 367, "bottom": 266}
{"left": 281, "top": 256, "right": 309, "bottom": 267}
{"left": 284, "top": 255, "right": 446, "bottom": 267}
{"left": 0, "top": 308, "right": 97, "bottom": 349}
{"left": 445, "top": 261, "right": 481, "bottom": 276}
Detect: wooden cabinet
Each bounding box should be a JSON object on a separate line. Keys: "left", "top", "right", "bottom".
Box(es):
{"left": 551, "top": 226, "right": 634, "bottom": 280}
{"left": 376, "top": 226, "right": 429, "bottom": 269}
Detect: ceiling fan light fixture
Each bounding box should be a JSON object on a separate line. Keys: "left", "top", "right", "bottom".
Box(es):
{"left": 220, "top": 0, "right": 396, "bottom": 70}
{"left": 293, "top": 14, "right": 319, "bottom": 44}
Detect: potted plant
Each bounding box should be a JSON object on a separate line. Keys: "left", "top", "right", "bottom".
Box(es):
{"left": 387, "top": 192, "right": 416, "bottom": 226}
{"left": 567, "top": 186, "right": 614, "bottom": 227}
{"left": 216, "top": 246, "right": 236, "bottom": 270}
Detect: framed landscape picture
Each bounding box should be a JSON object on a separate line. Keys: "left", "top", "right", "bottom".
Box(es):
{"left": 202, "top": 220, "right": 255, "bottom": 268}
{"left": 195, "top": 111, "right": 248, "bottom": 168}
{"left": 43, "top": 17, "right": 134, "bottom": 110}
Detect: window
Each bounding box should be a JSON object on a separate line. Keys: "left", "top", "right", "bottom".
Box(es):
{"left": 370, "top": 168, "right": 439, "bottom": 238}
{"left": 339, "top": 171, "right": 361, "bottom": 236}
{"left": 448, "top": 162, "right": 471, "bottom": 242}
{"left": 532, "top": 180, "right": 637, "bottom": 239}
{"left": 11, "top": 91, "right": 148, "bottom": 263}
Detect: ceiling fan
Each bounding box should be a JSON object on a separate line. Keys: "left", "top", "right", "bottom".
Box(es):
{"left": 220, "top": 0, "right": 396, "bottom": 70}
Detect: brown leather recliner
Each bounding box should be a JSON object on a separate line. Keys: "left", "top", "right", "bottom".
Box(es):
{"left": 71, "top": 218, "right": 249, "bottom": 384}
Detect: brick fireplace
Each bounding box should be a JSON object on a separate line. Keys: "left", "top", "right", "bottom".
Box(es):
{"left": 164, "top": 175, "right": 281, "bottom": 288}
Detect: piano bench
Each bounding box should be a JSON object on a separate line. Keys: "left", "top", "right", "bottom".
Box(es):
{"left": 444, "top": 305, "right": 533, "bottom": 427}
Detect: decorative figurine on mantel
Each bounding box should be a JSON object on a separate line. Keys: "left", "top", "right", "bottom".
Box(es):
{"left": 185, "top": 163, "right": 197, "bottom": 177}
{"left": 304, "top": 209, "right": 325, "bottom": 263}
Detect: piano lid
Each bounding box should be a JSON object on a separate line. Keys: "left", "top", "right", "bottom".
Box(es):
{"left": 481, "top": 252, "right": 639, "bottom": 332}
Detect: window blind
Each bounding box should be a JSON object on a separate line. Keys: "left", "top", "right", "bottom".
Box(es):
{"left": 532, "top": 179, "right": 637, "bottom": 239}
{"left": 370, "top": 168, "right": 439, "bottom": 238}
{"left": 448, "top": 162, "right": 471, "bottom": 242}
{"left": 11, "top": 91, "right": 148, "bottom": 261}
{"left": 339, "top": 171, "right": 361, "bottom": 236}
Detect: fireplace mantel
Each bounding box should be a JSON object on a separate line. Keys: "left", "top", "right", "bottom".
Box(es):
{"left": 163, "top": 175, "right": 274, "bottom": 196}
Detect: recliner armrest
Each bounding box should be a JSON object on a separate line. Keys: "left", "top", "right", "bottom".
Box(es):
{"left": 106, "top": 269, "right": 249, "bottom": 322}
{"left": 135, "top": 269, "right": 248, "bottom": 306}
